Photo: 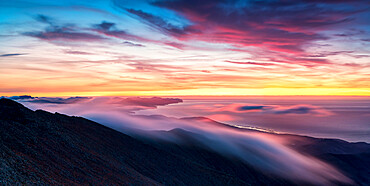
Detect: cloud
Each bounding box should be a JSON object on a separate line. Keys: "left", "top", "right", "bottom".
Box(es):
{"left": 64, "top": 50, "right": 93, "bottom": 55}
{"left": 225, "top": 60, "right": 276, "bottom": 66}
{"left": 273, "top": 105, "right": 320, "bottom": 114}
{"left": 206, "top": 114, "right": 236, "bottom": 121}
{"left": 34, "top": 14, "right": 53, "bottom": 25}
{"left": 93, "top": 21, "right": 115, "bottom": 30}
{"left": 92, "top": 21, "right": 147, "bottom": 42}
{"left": 7, "top": 95, "right": 91, "bottom": 104}
{"left": 29, "top": 97, "right": 92, "bottom": 104}
{"left": 122, "top": 41, "right": 145, "bottom": 47}
{"left": 0, "top": 53, "right": 26, "bottom": 57}
{"left": 164, "top": 42, "right": 187, "bottom": 49}
{"left": 24, "top": 15, "right": 151, "bottom": 44}
{"left": 126, "top": 61, "right": 187, "bottom": 73}
{"left": 145, "top": 0, "right": 367, "bottom": 54}
{"left": 24, "top": 29, "right": 104, "bottom": 42}
{"left": 6, "top": 95, "right": 34, "bottom": 100}
{"left": 125, "top": 9, "right": 198, "bottom": 37}
{"left": 15, "top": 96, "right": 183, "bottom": 115}
{"left": 23, "top": 15, "right": 104, "bottom": 42}
{"left": 112, "top": 97, "right": 183, "bottom": 109}
{"left": 214, "top": 103, "right": 331, "bottom": 116}
{"left": 238, "top": 105, "right": 272, "bottom": 111}
{"left": 272, "top": 105, "right": 332, "bottom": 115}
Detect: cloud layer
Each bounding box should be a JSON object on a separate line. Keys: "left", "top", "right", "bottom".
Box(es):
{"left": 11, "top": 96, "right": 352, "bottom": 185}
{"left": 7, "top": 95, "right": 91, "bottom": 104}
{"left": 112, "top": 96, "right": 182, "bottom": 108}
{"left": 147, "top": 0, "right": 366, "bottom": 54}
{"left": 215, "top": 103, "right": 332, "bottom": 116}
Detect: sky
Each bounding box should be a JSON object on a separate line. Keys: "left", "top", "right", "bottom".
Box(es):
{"left": 1, "top": 0, "right": 370, "bottom": 96}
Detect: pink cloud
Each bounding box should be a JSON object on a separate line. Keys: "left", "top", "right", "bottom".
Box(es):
{"left": 207, "top": 103, "right": 333, "bottom": 116}
{"left": 207, "top": 114, "right": 236, "bottom": 121}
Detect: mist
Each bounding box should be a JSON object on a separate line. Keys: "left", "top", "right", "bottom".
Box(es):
{"left": 17, "top": 96, "right": 352, "bottom": 185}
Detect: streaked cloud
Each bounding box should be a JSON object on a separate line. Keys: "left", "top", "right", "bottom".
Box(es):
{"left": 6, "top": 95, "right": 91, "bottom": 104}
{"left": 23, "top": 15, "right": 104, "bottom": 42}
{"left": 0, "top": 53, "right": 26, "bottom": 57}
{"left": 214, "top": 103, "right": 332, "bottom": 116}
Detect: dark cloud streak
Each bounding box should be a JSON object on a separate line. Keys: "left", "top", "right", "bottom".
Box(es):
{"left": 125, "top": 9, "right": 198, "bottom": 37}
{"left": 6, "top": 95, "right": 92, "bottom": 104}
{"left": 148, "top": 0, "right": 368, "bottom": 53}
{"left": 24, "top": 15, "right": 105, "bottom": 42}
{"left": 0, "top": 53, "right": 26, "bottom": 57}
{"left": 113, "top": 97, "right": 183, "bottom": 108}
{"left": 232, "top": 104, "right": 331, "bottom": 115}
